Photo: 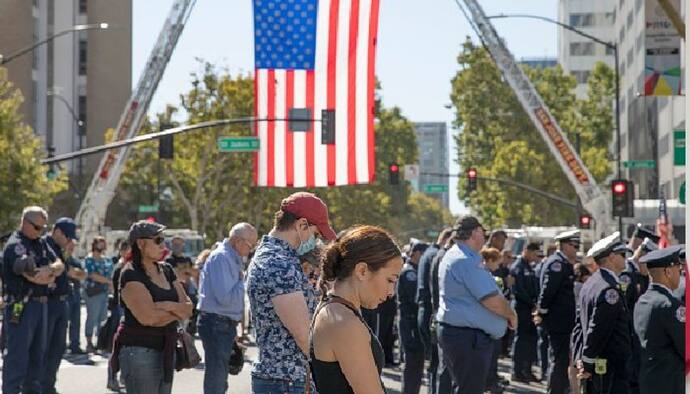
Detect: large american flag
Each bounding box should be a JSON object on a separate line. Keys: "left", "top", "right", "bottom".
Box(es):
{"left": 252, "top": 0, "right": 380, "bottom": 187}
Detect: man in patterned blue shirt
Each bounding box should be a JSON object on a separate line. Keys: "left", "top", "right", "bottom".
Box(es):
{"left": 247, "top": 192, "right": 336, "bottom": 394}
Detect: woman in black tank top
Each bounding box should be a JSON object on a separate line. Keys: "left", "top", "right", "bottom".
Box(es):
{"left": 310, "top": 226, "right": 403, "bottom": 393}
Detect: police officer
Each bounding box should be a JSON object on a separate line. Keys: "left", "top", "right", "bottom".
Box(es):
{"left": 398, "top": 242, "right": 428, "bottom": 394}
{"left": 574, "top": 233, "right": 632, "bottom": 393}
{"left": 2, "top": 207, "right": 65, "bottom": 394}
{"left": 509, "top": 242, "right": 540, "bottom": 383}
{"left": 633, "top": 245, "right": 685, "bottom": 394}
{"left": 535, "top": 230, "right": 579, "bottom": 394}
{"left": 66, "top": 240, "right": 87, "bottom": 355}
{"left": 533, "top": 249, "right": 549, "bottom": 381}
{"left": 437, "top": 216, "right": 517, "bottom": 393}
{"left": 416, "top": 229, "right": 452, "bottom": 394}
{"left": 620, "top": 235, "right": 657, "bottom": 393}
{"left": 43, "top": 217, "right": 80, "bottom": 393}
{"left": 428, "top": 234, "right": 454, "bottom": 394}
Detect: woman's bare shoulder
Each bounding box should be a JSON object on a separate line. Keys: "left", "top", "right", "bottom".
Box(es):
{"left": 316, "top": 303, "right": 369, "bottom": 338}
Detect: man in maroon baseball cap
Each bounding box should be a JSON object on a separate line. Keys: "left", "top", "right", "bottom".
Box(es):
{"left": 246, "top": 192, "right": 336, "bottom": 391}
{"left": 280, "top": 192, "right": 337, "bottom": 241}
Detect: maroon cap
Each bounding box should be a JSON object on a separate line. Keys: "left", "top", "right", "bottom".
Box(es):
{"left": 280, "top": 192, "right": 337, "bottom": 241}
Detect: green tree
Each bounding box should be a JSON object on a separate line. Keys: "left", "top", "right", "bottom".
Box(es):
{"left": 112, "top": 65, "right": 453, "bottom": 244}
{"left": 450, "top": 40, "right": 614, "bottom": 228}
{"left": 0, "top": 68, "right": 67, "bottom": 232}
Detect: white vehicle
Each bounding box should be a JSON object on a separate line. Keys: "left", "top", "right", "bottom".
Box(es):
{"left": 504, "top": 226, "right": 594, "bottom": 258}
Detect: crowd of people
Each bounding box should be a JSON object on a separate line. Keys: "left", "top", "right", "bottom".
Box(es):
{"left": 0, "top": 192, "right": 685, "bottom": 394}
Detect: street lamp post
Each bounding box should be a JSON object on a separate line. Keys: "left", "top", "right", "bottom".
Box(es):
{"left": 0, "top": 23, "right": 109, "bottom": 65}
{"left": 487, "top": 13, "right": 623, "bottom": 232}
{"left": 48, "top": 91, "right": 85, "bottom": 206}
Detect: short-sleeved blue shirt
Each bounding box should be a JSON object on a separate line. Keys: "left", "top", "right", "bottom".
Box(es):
{"left": 246, "top": 235, "right": 316, "bottom": 382}
{"left": 436, "top": 243, "right": 508, "bottom": 339}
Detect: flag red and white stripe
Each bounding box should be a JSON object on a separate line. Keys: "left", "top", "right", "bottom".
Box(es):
{"left": 253, "top": 0, "right": 380, "bottom": 187}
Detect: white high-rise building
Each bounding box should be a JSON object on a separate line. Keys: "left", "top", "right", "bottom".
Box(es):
{"left": 557, "top": 0, "right": 616, "bottom": 97}
{"left": 414, "top": 122, "right": 450, "bottom": 209}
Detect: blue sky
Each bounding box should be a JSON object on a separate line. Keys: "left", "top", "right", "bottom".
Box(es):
{"left": 133, "top": 0, "right": 559, "bottom": 214}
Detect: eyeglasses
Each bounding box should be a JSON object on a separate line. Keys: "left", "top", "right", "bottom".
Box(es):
{"left": 241, "top": 238, "right": 258, "bottom": 251}
{"left": 143, "top": 236, "right": 165, "bottom": 245}
{"left": 26, "top": 218, "right": 47, "bottom": 232}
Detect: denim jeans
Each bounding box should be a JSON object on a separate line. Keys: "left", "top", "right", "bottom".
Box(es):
{"left": 198, "top": 312, "right": 237, "bottom": 394}
{"left": 119, "top": 346, "right": 172, "bottom": 394}
{"left": 251, "top": 376, "right": 307, "bottom": 394}
{"left": 66, "top": 288, "right": 81, "bottom": 350}
{"left": 84, "top": 292, "right": 108, "bottom": 338}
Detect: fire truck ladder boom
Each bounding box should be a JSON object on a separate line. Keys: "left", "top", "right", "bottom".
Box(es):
{"left": 458, "top": 0, "right": 612, "bottom": 234}
{"left": 75, "top": 0, "right": 196, "bottom": 253}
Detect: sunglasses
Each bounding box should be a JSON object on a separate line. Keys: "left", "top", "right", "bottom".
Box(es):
{"left": 26, "top": 218, "right": 47, "bottom": 232}
{"left": 142, "top": 236, "right": 165, "bottom": 245}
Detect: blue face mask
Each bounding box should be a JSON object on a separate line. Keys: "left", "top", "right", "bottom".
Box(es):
{"left": 296, "top": 228, "right": 317, "bottom": 256}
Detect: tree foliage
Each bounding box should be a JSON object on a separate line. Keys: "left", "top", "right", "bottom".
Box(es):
{"left": 0, "top": 68, "right": 67, "bottom": 232}
{"left": 111, "top": 64, "right": 454, "bottom": 244}
{"left": 450, "top": 40, "right": 614, "bottom": 228}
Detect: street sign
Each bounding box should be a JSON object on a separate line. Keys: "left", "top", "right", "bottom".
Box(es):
{"left": 423, "top": 184, "right": 448, "bottom": 193}
{"left": 217, "top": 137, "right": 260, "bottom": 152}
{"left": 680, "top": 181, "right": 686, "bottom": 205}
{"left": 138, "top": 204, "right": 159, "bottom": 213}
{"left": 404, "top": 164, "right": 419, "bottom": 181}
{"left": 673, "top": 130, "right": 685, "bottom": 166}
{"left": 623, "top": 160, "right": 656, "bottom": 169}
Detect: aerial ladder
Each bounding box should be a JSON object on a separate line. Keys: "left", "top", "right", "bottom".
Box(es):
{"left": 75, "top": 0, "right": 196, "bottom": 254}
{"left": 458, "top": 0, "right": 614, "bottom": 237}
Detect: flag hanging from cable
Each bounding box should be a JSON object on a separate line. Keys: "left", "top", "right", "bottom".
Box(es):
{"left": 252, "top": 0, "right": 380, "bottom": 187}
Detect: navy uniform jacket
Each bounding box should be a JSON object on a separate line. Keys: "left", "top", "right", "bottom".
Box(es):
{"left": 429, "top": 247, "right": 449, "bottom": 313}
{"left": 509, "top": 256, "right": 538, "bottom": 311}
{"left": 537, "top": 251, "right": 576, "bottom": 334}
{"left": 2, "top": 231, "right": 57, "bottom": 298}
{"left": 576, "top": 269, "right": 631, "bottom": 375}
{"left": 634, "top": 284, "right": 685, "bottom": 394}
{"left": 45, "top": 236, "right": 70, "bottom": 297}
{"left": 397, "top": 262, "right": 418, "bottom": 320}
{"left": 416, "top": 244, "right": 440, "bottom": 313}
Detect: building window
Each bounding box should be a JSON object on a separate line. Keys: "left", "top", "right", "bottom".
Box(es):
{"left": 628, "top": 86, "right": 635, "bottom": 103}
{"left": 636, "top": 0, "right": 643, "bottom": 13}
{"left": 636, "top": 31, "right": 643, "bottom": 52}
{"left": 627, "top": 48, "right": 634, "bottom": 65}
{"left": 659, "top": 133, "right": 670, "bottom": 157}
{"left": 619, "top": 0, "right": 625, "bottom": 10}
{"left": 620, "top": 133, "right": 627, "bottom": 150}
{"left": 572, "top": 70, "right": 591, "bottom": 84}
{"left": 79, "top": 39, "right": 87, "bottom": 75}
{"left": 606, "top": 46, "right": 615, "bottom": 56}
{"left": 627, "top": 11, "right": 634, "bottom": 31}
{"left": 570, "top": 13, "right": 594, "bottom": 27}
{"left": 570, "top": 42, "right": 595, "bottom": 56}
{"left": 619, "top": 27, "right": 625, "bottom": 44}
{"left": 620, "top": 96, "right": 626, "bottom": 113}
{"left": 79, "top": 0, "right": 87, "bottom": 14}
{"left": 78, "top": 95, "right": 87, "bottom": 127}
{"left": 604, "top": 12, "right": 615, "bottom": 25}
{"left": 620, "top": 59, "right": 626, "bottom": 76}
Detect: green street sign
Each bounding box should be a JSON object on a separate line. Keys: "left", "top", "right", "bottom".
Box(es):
{"left": 623, "top": 160, "right": 656, "bottom": 169}
{"left": 138, "top": 204, "right": 159, "bottom": 213}
{"left": 673, "top": 130, "right": 685, "bottom": 166}
{"left": 426, "top": 230, "right": 440, "bottom": 238}
{"left": 423, "top": 184, "right": 448, "bottom": 193}
{"left": 680, "top": 181, "right": 686, "bottom": 205}
{"left": 217, "top": 137, "right": 260, "bottom": 152}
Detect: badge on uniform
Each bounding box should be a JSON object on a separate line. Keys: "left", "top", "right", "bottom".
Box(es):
{"left": 675, "top": 306, "right": 685, "bottom": 323}
{"left": 405, "top": 270, "right": 417, "bottom": 282}
{"left": 604, "top": 288, "right": 620, "bottom": 305}
{"left": 594, "top": 358, "right": 607, "bottom": 375}
{"left": 550, "top": 262, "right": 562, "bottom": 272}
{"left": 14, "top": 243, "right": 26, "bottom": 256}
{"left": 619, "top": 275, "right": 630, "bottom": 293}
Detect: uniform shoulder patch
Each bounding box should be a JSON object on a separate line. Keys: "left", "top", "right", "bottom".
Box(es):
{"left": 550, "top": 262, "right": 562, "bottom": 272}
{"left": 604, "top": 288, "right": 620, "bottom": 305}
{"left": 675, "top": 306, "right": 685, "bottom": 323}
{"left": 405, "top": 270, "right": 417, "bottom": 282}
{"left": 14, "top": 243, "right": 26, "bottom": 256}
{"left": 619, "top": 274, "right": 631, "bottom": 284}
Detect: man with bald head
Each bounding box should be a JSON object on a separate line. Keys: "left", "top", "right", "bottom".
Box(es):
{"left": 198, "top": 222, "right": 258, "bottom": 394}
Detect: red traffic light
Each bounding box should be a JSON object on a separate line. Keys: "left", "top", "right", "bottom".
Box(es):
{"left": 612, "top": 181, "right": 627, "bottom": 194}
{"left": 579, "top": 214, "right": 592, "bottom": 229}
{"left": 467, "top": 168, "right": 477, "bottom": 178}
{"left": 389, "top": 164, "right": 399, "bottom": 173}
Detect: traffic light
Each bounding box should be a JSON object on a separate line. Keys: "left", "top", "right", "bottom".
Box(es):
{"left": 579, "top": 214, "right": 592, "bottom": 229}
{"left": 467, "top": 167, "right": 477, "bottom": 192}
{"left": 611, "top": 179, "right": 634, "bottom": 217}
{"left": 388, "top": 163, "right": 400, "bottom": 185}
{"left": 159, "top": 135, "right": 174, "bottom": 159}
{"left": 46, "top": 146, "right": 57, "bottom": 180}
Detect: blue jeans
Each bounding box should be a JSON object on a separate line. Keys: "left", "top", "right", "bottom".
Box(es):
{"left": 119, "top": 346, "right": 173, "bottom": 394}
{"left": 438, "top": 324, "right": 493, "bottom": 394}
{"left": 42, "top": 298, "right": 68, "bottom": 391}
{"left": 198, "top": 312, "right": 238, "bottom": 394}
{"left": 84, "top": 292, "right": 108, "bottom": 339}
{"left": 251, "top": 376, "right": 307, "bottom": 394}
{"left": 66, "top": 288, "right": 81, "bottom": 350}
{"left": 2, "top": 300, "right": 47, "bottom": 394}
